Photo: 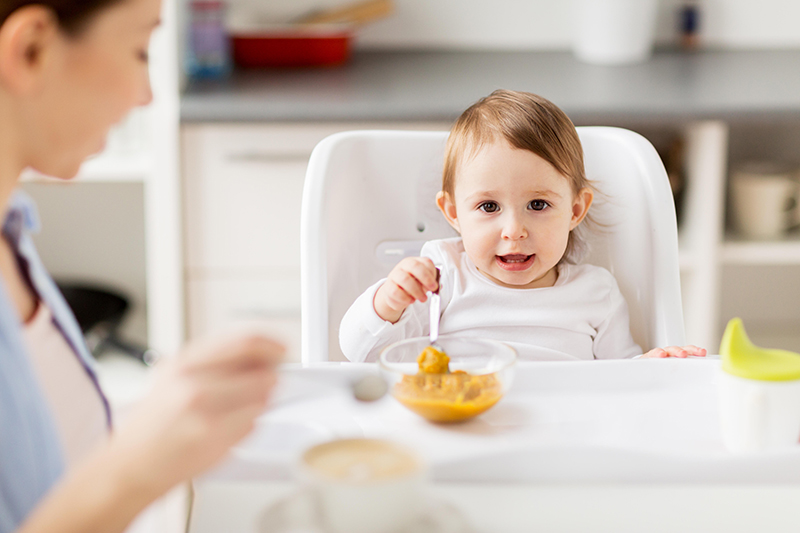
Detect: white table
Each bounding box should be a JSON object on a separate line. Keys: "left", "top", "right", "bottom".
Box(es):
{"left": 189, "top": 359, "right": 800, "bottom": 533}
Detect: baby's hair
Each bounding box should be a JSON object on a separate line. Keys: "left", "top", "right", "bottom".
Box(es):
{"left": 442, "top": 89, "right": 595, "bottom": 263}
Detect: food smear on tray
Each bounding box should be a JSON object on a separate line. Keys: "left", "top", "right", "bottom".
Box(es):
{"left": 392, "top": 344, "right": 504, "bottom": 423}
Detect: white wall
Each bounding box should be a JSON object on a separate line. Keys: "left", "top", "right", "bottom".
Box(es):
{"left": 227, "top": 0, "right": 800, "bottom": 50}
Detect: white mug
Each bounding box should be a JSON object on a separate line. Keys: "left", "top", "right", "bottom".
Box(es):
{"left": 299, "top": 438, "right": 426, "bottom": 533}
{"left": 572, "top": 0, "right": 659, "bottom": 65}
{"left": 730, "top": 164, "right": 800, "bottom": 239}
{"left": 718, "top": 371, "right": 800, "bottom": 453}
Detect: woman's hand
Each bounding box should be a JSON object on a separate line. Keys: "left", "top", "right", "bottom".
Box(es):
{"left": 373, "top": 257, "right": 439, "bottom": 323}
{"left": 108, "top": 333, "right": 284, "bottom": 497}
{"left": 18, "top": 333, "right": 284, "bottom": 533}
{"left": 640, "top": 345, "right": 707, "bottom": 358}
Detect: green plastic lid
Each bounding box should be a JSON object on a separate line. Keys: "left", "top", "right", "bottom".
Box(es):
{"left": 720, "top": 318, "right": 800, "bottom": 381}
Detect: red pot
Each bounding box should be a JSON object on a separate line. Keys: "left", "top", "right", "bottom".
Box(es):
{"left": 229, "top": 24, "right": 353, "bottom": 68}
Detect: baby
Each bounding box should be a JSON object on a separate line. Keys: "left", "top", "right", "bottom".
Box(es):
{"left": 339, "top": 89, "right": 705, "bottom": 362}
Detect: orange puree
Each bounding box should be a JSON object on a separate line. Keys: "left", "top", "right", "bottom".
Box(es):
{"left": 417, "top": 345, "right": 450, "bottom": 374}
{"left": 391, "top": 345, "right": 504, "bottom": 423}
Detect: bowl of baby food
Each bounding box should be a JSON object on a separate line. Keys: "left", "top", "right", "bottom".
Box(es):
{"left": 379, "top": 336, "right": 517, "bottom": 423}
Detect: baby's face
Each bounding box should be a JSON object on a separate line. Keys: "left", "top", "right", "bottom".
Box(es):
{"left": 438, "top": 139, "right": 591, "bottom": 289}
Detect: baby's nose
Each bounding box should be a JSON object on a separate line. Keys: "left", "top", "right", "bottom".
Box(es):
{"left": 501, "top": 214, "right": 528, "bottom": 240}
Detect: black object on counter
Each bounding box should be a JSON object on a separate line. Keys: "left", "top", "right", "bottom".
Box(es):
{"left": 57, "top": 282, "right": 157, "bottom": 365}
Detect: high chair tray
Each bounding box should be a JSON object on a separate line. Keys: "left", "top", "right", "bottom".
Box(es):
{"left": 222, "top": 358, "right": 800, "bottom": 484}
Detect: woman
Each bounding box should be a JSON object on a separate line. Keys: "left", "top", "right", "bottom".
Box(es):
{"left": 0, "top": 0, "right": 283, "bottom": 531}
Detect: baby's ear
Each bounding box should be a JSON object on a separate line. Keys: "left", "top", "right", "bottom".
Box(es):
{"left": 569, "top": 187, "right": 593, "bottom": 230}
{"left": 436, "top": 191, "right": 460, "bottom": 233}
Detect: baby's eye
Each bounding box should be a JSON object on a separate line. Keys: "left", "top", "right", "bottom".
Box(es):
{"left": 478, "top": 201, "right": 499, "bottom": 213}
{"left": 137, "top": 50, "right": 150, "bottom": 63}
{"left": 528, "top": 200, "right": 549, "bottom": 211}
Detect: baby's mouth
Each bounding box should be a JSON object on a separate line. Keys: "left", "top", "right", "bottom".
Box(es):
{"left": 496, "top": 253, "right": 535, "bottom": 271}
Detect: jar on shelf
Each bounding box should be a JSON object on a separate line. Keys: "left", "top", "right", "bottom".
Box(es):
{"left": 185, "top": 0, "right": 231, "bottom": 79}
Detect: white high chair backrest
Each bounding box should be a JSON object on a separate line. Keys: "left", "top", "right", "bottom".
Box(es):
{"left": 300, "top": 127, "right": 685, "bottom": 363}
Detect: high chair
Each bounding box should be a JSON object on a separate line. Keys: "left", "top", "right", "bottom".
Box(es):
{"left": 300, "top": 128, "right": 685, "bottom": 363}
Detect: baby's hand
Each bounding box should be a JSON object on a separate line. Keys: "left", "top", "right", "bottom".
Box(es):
{"left": 640, "top": 345, "right": 707, "bottom": 358}
{"left": 374, "top": 257, "right": 438, "bottom": 323}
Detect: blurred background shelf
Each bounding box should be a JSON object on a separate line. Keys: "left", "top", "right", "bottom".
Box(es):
{"left": 721, "top": 234, "right": 800, "bottom": 265}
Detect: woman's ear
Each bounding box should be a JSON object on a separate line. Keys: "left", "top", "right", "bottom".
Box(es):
{"left": 0, "top": 6, "right": 58, "bottom": 94}
{"left": 436, "top": 190, "right": 461, "bottom": 233}
{"left": 569, "top": 187, "right": 593, "bottom": 230}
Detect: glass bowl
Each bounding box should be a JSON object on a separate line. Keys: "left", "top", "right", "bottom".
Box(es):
{"left": 379, "top": 335, "right": 517, "bottom": 423}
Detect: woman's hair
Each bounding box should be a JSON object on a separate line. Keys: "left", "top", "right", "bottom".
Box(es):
{"left": 0, "top": 0, "right": 123, "bottom": 35}
{"left": 442, "top": 89, "right": 594, "bottom": 263}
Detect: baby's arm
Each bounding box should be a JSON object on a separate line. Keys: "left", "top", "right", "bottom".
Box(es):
{"left": 639, "top": 345, "right": 707, "bottom": 358}
{"left": 339, "top": 257, "right": 437, "bottom": 362}
{"left": 373, "top": 257, "right": 439, "bottom": 323}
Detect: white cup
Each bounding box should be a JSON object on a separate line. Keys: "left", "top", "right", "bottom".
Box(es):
{"left": 572, "top": 0, "right": 659, "bottom": 65}
{"left": 730, "top": 164, "right": 800, "bottom": 239}
{"left": 718, "top": 371, "right": 800, "bottom": 453}
{"left": 300, "top": 438, "right": 426, "bottom": 533}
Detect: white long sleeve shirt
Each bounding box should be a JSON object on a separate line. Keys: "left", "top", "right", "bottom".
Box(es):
{"left": 339, "top": 237, "right": 642, "bottom": 362}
